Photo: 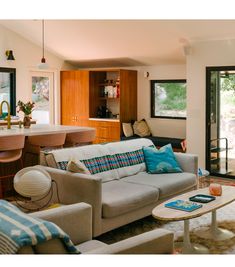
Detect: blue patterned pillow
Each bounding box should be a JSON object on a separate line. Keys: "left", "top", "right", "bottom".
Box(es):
{"left": 143, "top": 144, "right": 182, "bottom": 174}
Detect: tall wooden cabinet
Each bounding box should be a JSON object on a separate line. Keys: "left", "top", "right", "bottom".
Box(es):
{"left": 61, "top": 70, "right": 89, "bottom": 126}
{"left": 61, "top": 69, "right": 137, "bottom": 143}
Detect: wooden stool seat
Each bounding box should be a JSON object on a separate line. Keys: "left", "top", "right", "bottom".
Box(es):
{"left": 64, "top": 129, "right": 96, "bottom": 147}
{"left": 0, "top": 135, "right": 25, "bottom": 198}
{"left": 24, "top": 133, "right": 66, "bottom": 166}
{"left": 0, "top": 150, "right": 23, "bottom": 163}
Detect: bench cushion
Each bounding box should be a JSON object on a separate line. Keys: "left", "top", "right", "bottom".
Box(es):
{"left": 121, "top": 136, "right": 184, "bottom": 149}
{"left": 122, "top": 172, "right": 197, "bottom": 199}
{"left": 102, "top": 180, "right": 159, "bottom": 218}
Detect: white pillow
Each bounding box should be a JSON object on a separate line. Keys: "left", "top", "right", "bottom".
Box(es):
{"left": 122, "top": 123, "right": 134, "bottom": 137}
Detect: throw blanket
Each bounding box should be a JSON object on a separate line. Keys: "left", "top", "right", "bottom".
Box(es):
{"left": 0, "top": 200, "right": 80, "bottom": 254}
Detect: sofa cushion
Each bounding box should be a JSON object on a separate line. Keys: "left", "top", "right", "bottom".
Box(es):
{"left": 102, "top": 180, "right": 159, "bottom": 218}
{"left": 77, "top": 240, "right": 108, "bottom": 253}
{"left": 122, "top": 172, "right": 197, "bottom": 199}
{"left": 105, "top": 138, "right": 154, "bottom": 179}
{"left": 143, "top": 144, "right": 182, "bottom": 174}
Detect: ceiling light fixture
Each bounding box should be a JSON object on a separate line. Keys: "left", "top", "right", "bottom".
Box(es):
{"left": 38, "top": 19, "right": 49, "bottom": 69}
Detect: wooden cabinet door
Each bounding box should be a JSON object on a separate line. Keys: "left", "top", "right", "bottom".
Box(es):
{"left": 61, "top": 71, "right": 75, "bottom": 125}
{"left": 74, "top": 71, "right": 89, "bottom": 123}
{"left": 120, "top": 70, "right": 137, "bottom": 123}
{"left": 61, "top": 70, "right": 89, "bottom": 126}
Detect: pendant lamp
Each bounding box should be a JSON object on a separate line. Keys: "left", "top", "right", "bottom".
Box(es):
{"left": 38, "top": 20, "right": 49, "bottom": 69}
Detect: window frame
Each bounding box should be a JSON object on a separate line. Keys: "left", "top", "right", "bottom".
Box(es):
{"left": 150, "top": 79, "right": 187, "bottom": 120}
{"left": 0, "top": 67, "right": 16, "bottom": 115}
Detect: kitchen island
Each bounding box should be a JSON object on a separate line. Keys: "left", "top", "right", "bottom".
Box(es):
{"left": 0, "top": 124, "right": 96, "bottom": 198}
{"left": 0, "top": 124, "right": 95, "bottom": 136}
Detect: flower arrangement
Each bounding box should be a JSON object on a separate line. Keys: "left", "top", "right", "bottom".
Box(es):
{"left": 17, "top": 100, "right": 35, "bottom": 116}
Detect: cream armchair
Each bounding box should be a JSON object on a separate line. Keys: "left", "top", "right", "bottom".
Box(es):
{"left": 18, "top": 203, "right": 174, "bottom": 254}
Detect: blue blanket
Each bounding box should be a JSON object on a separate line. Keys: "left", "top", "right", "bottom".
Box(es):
{"left": 0, "top": 200, "right": 80, "bottom": 254}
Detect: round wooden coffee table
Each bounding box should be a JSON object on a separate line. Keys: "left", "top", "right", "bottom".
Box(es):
{"left": 152, "top": 186, "right": 235, "bottom": 254}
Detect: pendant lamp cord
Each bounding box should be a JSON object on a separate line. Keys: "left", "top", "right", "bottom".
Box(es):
{"left": 40, "top": 19, "right": 46, "bottom": 63}
{"left": 42, "top": 19, "right": 45, "bottom": 59}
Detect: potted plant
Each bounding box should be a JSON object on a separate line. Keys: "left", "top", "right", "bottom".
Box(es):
{"left": 17, "top": 100, "right": 35, "bottom": 128}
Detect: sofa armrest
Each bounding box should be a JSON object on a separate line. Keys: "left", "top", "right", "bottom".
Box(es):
{"left": 31, "top": 202, "right": 92, "bottom": 245}
{"left": 174, "top": 153, "right": 198, "bottom": 175}
{"left": 35, "top": 165, "right": 103, "bottom": 237}
{"left": 87, "top": 229, "right": 174, "bottom": 254}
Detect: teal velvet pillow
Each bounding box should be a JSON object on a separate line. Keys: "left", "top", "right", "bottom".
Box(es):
{"left": 143, "top": 144, "right": 182, "bottom": 174}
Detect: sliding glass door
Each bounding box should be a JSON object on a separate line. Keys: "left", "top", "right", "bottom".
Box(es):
{"left": 206, "top": 66, "right": 235, "bottom": 178}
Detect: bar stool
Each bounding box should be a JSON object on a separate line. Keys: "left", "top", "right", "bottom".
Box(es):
{"left": 0, "top": 135, "right": 25, "bottom": 198}
{"left": 64, "top": 129, "right": 96, "bottom": 147}
{"left": 23, "top": 133, "right": 66, "bottom": 166}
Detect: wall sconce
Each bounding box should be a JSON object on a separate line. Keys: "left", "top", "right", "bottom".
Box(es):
{"left": 5, "top": 50, "right": 15, "bottom": 60}
{"left": 144, "top": 71, "right": 149, "bottom": 78}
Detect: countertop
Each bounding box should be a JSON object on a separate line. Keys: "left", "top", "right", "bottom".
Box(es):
{"left": 0, "top": 124, "right": 95, "bottom": 136}
{"left": 89, "top": 118, "right": 120, "bottom": 122}
{"left": 0, "top": 119, "right": 36, "bottom": 126}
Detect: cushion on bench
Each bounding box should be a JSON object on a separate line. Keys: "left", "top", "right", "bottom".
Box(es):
{"left": 121, "top": 135, "right": 185, "bottom": 149}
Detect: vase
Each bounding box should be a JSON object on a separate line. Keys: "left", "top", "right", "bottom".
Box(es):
{"left": 23, "top": 115, "right": 31, "bottom": 128}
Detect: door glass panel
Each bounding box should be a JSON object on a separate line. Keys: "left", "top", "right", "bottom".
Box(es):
{"left": 207, "top": 67, "right": 235, "bottom": 178}
{"left": 32, "top": 76, "right": 50, "bottom": 124}
{"left": 30, "top": 71, "right": 54, "bottom": 124}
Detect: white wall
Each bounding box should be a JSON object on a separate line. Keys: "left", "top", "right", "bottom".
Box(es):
{"left": 135, "top": 65, "right": 186, "bottom": 139}
{"left": 0, "top": 24, "right": 73, "bottom": 124}
{"left": 187, "top": 39, "right": 235, "bottom": 167}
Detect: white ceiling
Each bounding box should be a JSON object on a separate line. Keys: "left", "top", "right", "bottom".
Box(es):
{"left": 1, "top": 20, "right": 235, "bottom": 67}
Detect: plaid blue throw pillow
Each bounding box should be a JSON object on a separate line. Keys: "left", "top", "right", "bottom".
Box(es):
{"left": 143, "top": 144, "right": 182, "bottom": 174}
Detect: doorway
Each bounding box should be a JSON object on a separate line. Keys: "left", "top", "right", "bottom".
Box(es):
{"left": 206, "top": 66, "right": 235, "bottom": 178}
{"left": 30, "top": 71, "right": 54, "bottom": 124}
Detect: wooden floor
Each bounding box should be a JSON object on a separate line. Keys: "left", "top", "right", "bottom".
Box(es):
{"left": 199, "top": 175, "right": 235, "bottom": 189}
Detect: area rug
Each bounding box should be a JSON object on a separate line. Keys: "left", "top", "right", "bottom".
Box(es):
{"left": 97, "top": 200, "right": 235, "bottom": 254}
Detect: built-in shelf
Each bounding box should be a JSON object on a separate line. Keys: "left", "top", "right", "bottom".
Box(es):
{"left": 210, "top": 137, "right": 231, "bottom": 175}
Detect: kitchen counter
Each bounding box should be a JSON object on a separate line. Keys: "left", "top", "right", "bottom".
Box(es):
{"left": 89, "top": 118, "right": 120, "bottom": 122}
{"left": 0, "top": 124, "right": 95, "bottom": 136}
{"left": 0, "top": 119, "right": 36, "bottom": 126}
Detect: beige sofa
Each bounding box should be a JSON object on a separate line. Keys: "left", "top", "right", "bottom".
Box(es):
{"left": 18, "top": 202, "right": 174, "bottom": 254}
{"left": 39, "top": 138, "right": 198, "bottom": 237}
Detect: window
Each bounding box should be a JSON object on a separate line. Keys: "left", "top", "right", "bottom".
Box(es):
{"left": 30, "top": 71, "right": 54, "bottom": 124}
{"left": 151, "top": 79, "right": 187, "bottom": 119}
{"left": 0, "top": 68, "right": 16, "bottom": 115}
